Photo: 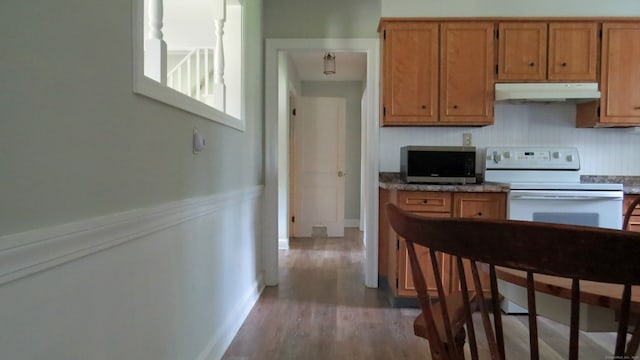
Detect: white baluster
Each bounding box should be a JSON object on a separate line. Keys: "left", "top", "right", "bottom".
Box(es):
{"left": 187, "top": 57, "right": 192, "bottom": 96}
{"left": 204, "top": 48, "right": 210, "bottom": 95}
{"left": 144, "top": 0, "right": 167, "bottom": 85}
{"left": 211, "top": 0, "right": 226, "bottom": 111}
{"left": 196, "top": 49, "right": 202, "bottom": 100}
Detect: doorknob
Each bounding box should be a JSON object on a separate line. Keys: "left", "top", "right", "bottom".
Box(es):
{"left": 338, "top": 171, "right": 345, "bottom": 177}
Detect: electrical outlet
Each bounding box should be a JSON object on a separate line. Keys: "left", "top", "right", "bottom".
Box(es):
{"left": 463, "top": 133, "right": 472, "bottom": 146}
{"left": 193, "top": 127, "right": 205, "bottom": 154}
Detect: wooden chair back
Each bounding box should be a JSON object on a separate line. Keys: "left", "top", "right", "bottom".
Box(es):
{"left": 385, "top": 203, "right": 640, "bottom": 360}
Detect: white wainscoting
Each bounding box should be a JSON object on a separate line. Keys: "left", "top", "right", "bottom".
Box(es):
{"left": 0, "top": 186, "right": 264, "bottom": 360}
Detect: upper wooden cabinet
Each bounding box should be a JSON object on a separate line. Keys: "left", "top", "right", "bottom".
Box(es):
{"left": 498, "top": 22, "right": 598, "bottom": 82}
{"left": 380, "top": 21, "right": 495, "bottom": 126}
{"left": 498, "top": 23, "right": 548, "bottom": 81}
{"left": 381, "top": 22, "right": 439, "bottom": 125}
{"left": 599, "top": 23, "right": 640, "bottom": 124}
{"left": 440, "top": 23, "right": 495, "bottom": 125}
{"left": 548, "top": 23, "right": 598, "bottom": 81}
{"left": 577, "top": 22, "right": 640, "bottom": 127}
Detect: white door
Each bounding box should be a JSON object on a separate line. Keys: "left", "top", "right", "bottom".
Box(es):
{"left": 293, "top": 96, "right": 346, "bottom": 237}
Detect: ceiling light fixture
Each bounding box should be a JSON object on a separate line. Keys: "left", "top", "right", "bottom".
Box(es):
{"left": 323, "top": 52, "right": 336, "bottom": 75}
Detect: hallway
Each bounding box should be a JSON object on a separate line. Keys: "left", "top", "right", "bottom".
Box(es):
{"left": 222, "top": 228, "right": 619, "bottom": 360}
{"left": 223, "top": 228, "right": 426, "bottom": 359}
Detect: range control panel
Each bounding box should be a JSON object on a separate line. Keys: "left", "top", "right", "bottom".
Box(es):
{"left": 485, "top": 147, "right": 580, "bottom": 170}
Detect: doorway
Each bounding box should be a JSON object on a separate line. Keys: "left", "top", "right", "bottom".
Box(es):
{"left": 264, "top": 38, "right": 380, "bottom": 288}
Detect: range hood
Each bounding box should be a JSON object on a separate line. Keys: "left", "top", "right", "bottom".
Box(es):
{"left": 495, "top": 82, "right": 601, "bottom": 103}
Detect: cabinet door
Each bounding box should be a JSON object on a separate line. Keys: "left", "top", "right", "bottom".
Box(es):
{"left": 547, "top": 22, "right": 598, "bottom": 81}
{"left": 397, "top": 212, "right": 452, "bottom": 297}
{"left": 624, "top": 195, "right": 640, "bottom": 232}
{"left": 600, "top": 23, "right": 640, "bottom": 125}
{"left": 440, "top": 22, "right": 495, "bottom": 125}
{"left": 498, "top": 23, "right": 547, "bottom": 81}
{"left": 382, "top": 22, "right": 439, "bottom": 125}
{"left": 452, "top": 193, "right": 506, "bottom": 292}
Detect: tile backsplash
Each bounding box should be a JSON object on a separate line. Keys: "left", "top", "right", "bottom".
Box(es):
{"left": 379, "top": 103, "right": 640, "bottom": 175}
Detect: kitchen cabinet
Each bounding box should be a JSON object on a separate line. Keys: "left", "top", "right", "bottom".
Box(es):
{"left": 440, "top": 22, "right": 495, "bottom": 125}
{"left": 498, "top": 23, "right": 547, "bottom": 81}
{"left": 547, "top": 23, "right": 598, "bottom": 81}
{"left": 392, "top": 191, "right": 452, "bottom": 297}
{"left": 497, "top": 22, "right": 598, "bottom": 82}
{"left": 577, "top": 23, "right": 640, "bottom": 127}
{"left": 452, "top": 193, "right": 506, "bottom": 291}
{"left": 624, "top": 195, "right": 640, "bottom": 232}
{"left": 381, "top": 189, "right": 506, "bottom": 302}
{"left": 381, "top": 22, "right": 439, "bottom": 125}
{"left": 380, "top": 21, "right": 495, "bottom": 126}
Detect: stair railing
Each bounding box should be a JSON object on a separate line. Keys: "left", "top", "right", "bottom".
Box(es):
{"left": 167, "top": 48, "right": 214, "bottom": 101}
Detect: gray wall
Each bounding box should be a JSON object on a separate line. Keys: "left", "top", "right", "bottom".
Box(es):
{"left": 264, "top": 0, "right": 381, "bottom": 38}
{"left": 0, "top": 0, "right": 264, "bottom": 358}
{"left": 1, "top": 0, "right": 263, "bottom": 236}
{"left": 301, "top": 81, "right": 363, "bottom": 222}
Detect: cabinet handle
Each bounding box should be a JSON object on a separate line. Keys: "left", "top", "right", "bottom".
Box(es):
{"left": 529, "top": 62, "right": 535, "bottom": 67}
{"left": 453, "top": 105, "right": 459, "bottom": 109}
{"left": 477, "top": 212, "right": 483, "bottom": 217}
{"left": 421, "top": 105, "right": 427, "bottom": 109}
{"left": 561, "top": 62, "right": 567, "bottom": 67}
{"left": 634, "top": 106, "right": 640, "bottom": 110}
{"left": 422, "top": 199, "right": 428, "bottom": 204}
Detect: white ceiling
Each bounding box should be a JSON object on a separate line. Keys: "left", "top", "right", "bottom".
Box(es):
{"left": 288, "top": 52, "right": 367, "bottom": 82}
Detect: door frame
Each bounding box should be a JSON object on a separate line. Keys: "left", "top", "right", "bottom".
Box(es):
{"left": 264, "top": 38, "right": 380, "bottom": 288}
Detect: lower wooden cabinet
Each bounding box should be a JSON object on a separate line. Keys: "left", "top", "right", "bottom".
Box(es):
{"left": 624, "top": 195, "right": 640, "bottom": 232}
{"left": 381, "top": 189, "right": 506, "bottom": 302}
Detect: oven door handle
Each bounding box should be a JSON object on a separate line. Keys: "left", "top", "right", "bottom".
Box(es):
{"left": 510, "top": 192, "right": 623, "bottom": 201}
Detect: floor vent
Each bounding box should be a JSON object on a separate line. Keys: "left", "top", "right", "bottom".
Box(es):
{"left": 311, "top": 226, "right": 327, "bottom": 238}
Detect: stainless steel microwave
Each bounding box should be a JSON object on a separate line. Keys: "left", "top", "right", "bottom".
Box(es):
{"left": 400, "top": 146, "right": 477, "bottom": 184}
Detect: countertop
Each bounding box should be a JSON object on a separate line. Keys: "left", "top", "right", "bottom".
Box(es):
{"left": 380, "top": 173, "right": 640, "bottom": 194}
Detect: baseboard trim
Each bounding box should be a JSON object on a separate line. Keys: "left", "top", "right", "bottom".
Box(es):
{"left": 196, "top": 273, "right": 265, "bottom": 360}
{"left": 344, "top": 219, "right": 360, "bottom": 228}
{"left": 278, "top": 237, "right": 289, "bottom": 249}
{"left": 0, "top": 186, "right": 264, "bottom": 286}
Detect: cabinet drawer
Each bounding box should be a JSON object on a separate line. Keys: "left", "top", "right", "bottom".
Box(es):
{"left": 453, "top": 193, "right": 506, "bottom": 219}
{"left": 397, "top": 191, "right": 452, "bottom": 213}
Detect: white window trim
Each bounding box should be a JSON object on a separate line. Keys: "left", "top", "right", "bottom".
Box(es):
{"left": 132, "top": 0, "right": 245, "bottom": 131}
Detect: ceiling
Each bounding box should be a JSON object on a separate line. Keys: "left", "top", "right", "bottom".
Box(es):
{"left": 288, "top": 52, "right": 367, "bottom": 82}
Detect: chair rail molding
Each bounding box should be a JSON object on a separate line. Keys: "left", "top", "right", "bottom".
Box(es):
{"left": 0, "top": 186, "right": 263, "bottom": 286}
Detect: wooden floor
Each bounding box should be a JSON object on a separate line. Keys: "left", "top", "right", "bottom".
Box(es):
{"left": 222, "top": 228, "right": 620, "bottom": 360}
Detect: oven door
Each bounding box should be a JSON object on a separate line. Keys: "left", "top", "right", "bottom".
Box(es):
{"left": 508, "top": 190, "right": 623, "bottom": 229}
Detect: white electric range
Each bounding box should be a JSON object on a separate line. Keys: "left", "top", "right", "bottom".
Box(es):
{"left": 484, "top": 146, "right": 623, "bottom": 229}
{"left": 484, "top": 146, "right": 624, "bottom": 317}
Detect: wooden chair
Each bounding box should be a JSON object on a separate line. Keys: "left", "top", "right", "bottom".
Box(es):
{"left": 624, "top": 196, "right": 640, "bottom": 231}
{"left": 386, "top": 203, "right": 640, "bottom": 360}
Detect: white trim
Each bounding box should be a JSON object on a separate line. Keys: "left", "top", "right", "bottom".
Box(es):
{"left": 132, "top": 0, "right": 245, "bottom": 131}
{"left": 264, "top": 38, "right": 380, "bottom": 288}
{"left": 344, "top": 219, "right": 360, "bottom": 228}
{"left": 196, "top": 273, "right": 264, "bottom": 360}
{"left": 0, "top": 186, "right": 263, "bottom": 286}
{"left": 278, "top": 237, "right": 290, "bottom": 250}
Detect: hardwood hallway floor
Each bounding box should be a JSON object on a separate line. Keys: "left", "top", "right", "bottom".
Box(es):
{"left": 222, "top": 228, "right": 619, "bottom": 360}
